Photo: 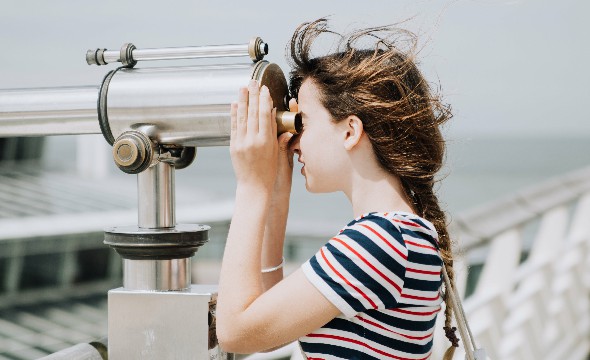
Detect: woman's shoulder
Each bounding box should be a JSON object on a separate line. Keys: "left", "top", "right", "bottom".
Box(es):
{"left": 339, "top": 211, "right": 439, "bottom": 245}
{"left": 344, "top": 211, "right": 435, "bottom": 231}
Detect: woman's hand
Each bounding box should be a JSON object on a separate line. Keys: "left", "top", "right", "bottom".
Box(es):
{"left": 230, "top": 80, "right": 278, "bottom": 192}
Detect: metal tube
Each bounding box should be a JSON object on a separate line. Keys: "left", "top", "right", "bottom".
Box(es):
{"left": 138, "top": 161, "right": 175, "bottom": 229}
{"left": 103, "top": 44, "right": 253, "bottom": 63}
{"left": 123, "top": 258, "right": 191, "bottom": 291}
{"left": 0, "top": 86, "right": 100, "bottom": 137}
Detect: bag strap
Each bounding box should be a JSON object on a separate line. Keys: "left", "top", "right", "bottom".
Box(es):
{"left": 441, "top": 266, "right": 487, "bottom": 360}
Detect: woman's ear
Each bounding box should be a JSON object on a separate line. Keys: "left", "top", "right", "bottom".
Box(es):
{"left": 343, "top": 115, "right": 364, "bottom": 151}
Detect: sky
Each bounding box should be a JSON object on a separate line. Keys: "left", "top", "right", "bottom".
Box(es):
{"left": 1, "top": 0, "right": 589, "bottom": 138}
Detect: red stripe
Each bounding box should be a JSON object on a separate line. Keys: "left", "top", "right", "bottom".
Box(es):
{"left": 392, "top": 307, "right": 441, "bottom": 316}
{"left": 332, "top": 237, "right": 402, "bottom": 293}
{"left": 356, "top": 315, "right": 434, "bottom": 340}
{"left": 306, "top": 333, "right": 431, "bottom": 360}
{"left": 320, "top": 248, "right": 377, "bottom": 308}
{"left": 392, "top": 218, "right": 420, "bottom": 227}
{"left": 406, "top": 267, "right": 441, "bottom": 276}
{"left": 359, "top": 224, "right": 407, "bottom": 260}
{"left": 404, "top": 239, "right": 437, "bottom": 251}
{"left": 401, "top": 292, "right": 440, "bottom": 301}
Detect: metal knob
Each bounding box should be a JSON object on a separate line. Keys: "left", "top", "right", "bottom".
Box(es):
{"left": 276, "top": 111, "right": 302, "bottom": 135}
{"left": 248, "top": 37, "right": 268, "bottom": 62}
{"left": 112, "top": 131, "right": 155, "bottom": 174}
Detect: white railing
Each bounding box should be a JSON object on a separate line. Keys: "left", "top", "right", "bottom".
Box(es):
{"left": 437, "top": 166, "right": 590, "bottom": 360}
{"left": 246, "top": 166, "right": 590, "bottom": 360}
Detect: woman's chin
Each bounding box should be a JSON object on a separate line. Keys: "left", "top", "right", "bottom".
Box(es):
{"left": 304, "top": 180, "right": 324, "bottom": 194}
{"left": 304, "top": 179, "right": 317, "bottom": 193}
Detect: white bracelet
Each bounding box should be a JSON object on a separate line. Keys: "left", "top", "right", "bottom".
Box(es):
{"left": 261, "top": 257, "right": 285, "bottom": 273}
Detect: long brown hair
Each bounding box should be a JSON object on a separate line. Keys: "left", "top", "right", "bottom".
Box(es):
{"left": 288, "top": 18, "right": 458, "bottom": 352}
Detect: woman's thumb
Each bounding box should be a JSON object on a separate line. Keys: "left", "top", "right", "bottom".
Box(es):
{"left": 278, "top": 132, "right": 294, "bottom": 152}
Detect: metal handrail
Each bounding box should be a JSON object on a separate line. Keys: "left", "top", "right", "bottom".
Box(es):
{"left": 452, "top": 166, "right": 590, "bottom": 251}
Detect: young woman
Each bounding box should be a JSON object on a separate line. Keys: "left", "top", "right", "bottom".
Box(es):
{"left": 217, "top": 19, "right": 457, "bottom": 360}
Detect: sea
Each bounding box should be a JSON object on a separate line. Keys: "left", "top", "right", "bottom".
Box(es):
{"left": 173, "top": 136, "right": 590, "bottom": 224}
{"left": 43, "top": 135, "right": 590, "bottom": 233}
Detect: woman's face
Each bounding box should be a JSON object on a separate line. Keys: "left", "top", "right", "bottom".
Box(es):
{"left": 290, "top": 79, "right": 348, "bottom": 193}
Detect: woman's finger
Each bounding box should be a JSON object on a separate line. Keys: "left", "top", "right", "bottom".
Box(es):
{"left": 271, "top": 107, "right": 277, "bottom": 138}
{"left": 277, "top": 132, "right": 293, "bottom": 153}
{"left": 247, "top": 80, "right": 259, "bottom": 134}
{"left": 288, "top": 98, "right": 299, "bottom": 113}
{"left": 230, "top": 102, "right": 238, "bottom": 141}
{"left": 259, "top": 86, "right": 273, "bottom": 137}
{"left": 237, "top": 87, "right": 249, "bottom": 135}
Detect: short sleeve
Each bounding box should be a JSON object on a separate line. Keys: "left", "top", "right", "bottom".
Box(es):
{"left": 302, "top": 215, "right": 408, "bottom": 318}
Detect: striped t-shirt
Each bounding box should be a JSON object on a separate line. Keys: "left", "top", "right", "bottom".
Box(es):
{"left": 300, "top": 211, "right": 443, "bottom": 360}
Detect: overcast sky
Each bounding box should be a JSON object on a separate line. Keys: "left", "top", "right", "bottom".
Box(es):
{"left": 1, "top": 0, "right": 588, "bottom": 138}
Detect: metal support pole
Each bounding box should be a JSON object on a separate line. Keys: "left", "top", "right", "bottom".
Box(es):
{"left": 138, "top": 161, "right": 175, "bottom": 229}
{"left": 120, "top": 160, "right": 191, "bottom": 292}
{"left": 123, "top": 258, "right": 191, "bottom": 291}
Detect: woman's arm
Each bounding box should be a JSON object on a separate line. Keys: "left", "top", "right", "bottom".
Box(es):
{"left": 261, "top": 99, "right": 298, "bottom": 291}
{"left": 261, "top": 196, "right": 288, "bottom": 291}
{"left": 216, "top": 82, "right": 339, "bottom": 354}
{"left": 218, "top": 265, "right": 340, "bottom": 353}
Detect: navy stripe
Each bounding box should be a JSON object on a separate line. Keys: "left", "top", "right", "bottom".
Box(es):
{"left": 338, "top": 228, "right": 407, "bottom": 280}
{"left": 309, "top": 255, "right": 365, "bottom": 312}
{"left": 300, "top": 341, "right": 381, "bottom": 360}
{"left": 407, "top": 251, "right": 442, "bottom": 267}
{"left": 361, "top": 216, "right": 408, "bottom": 247}
{"left": 326, "top": 243, "right": 399, "bottom": 309}
{"left": 366, "top": 308, "right": 438, "bottom": 332}
{"left": 404, "top": 276, "right": 442, "bottom": 292}
{"left": 324, "top": 317, "right": 434, "bottom": 355}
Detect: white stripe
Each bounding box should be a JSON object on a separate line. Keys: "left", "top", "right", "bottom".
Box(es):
{"left": 405, "top": 269, "right": 441, "bottom": 282}
{"left": 302, "top": 261, "right": 356, "bottom": 318}
{"left": 329, "top": 234, "right": 404, "bottom": 298}
{"left": 401, "top": 286, "right": 440, "bottom": 299}
{"left": 403, "top": 236, "right": 439, "bottom": 255}
{"left": 405, "top": 260, "right": 441, "bottom": 282}
{"left": 318, "top": 247, "right": 384, "bottom": 310}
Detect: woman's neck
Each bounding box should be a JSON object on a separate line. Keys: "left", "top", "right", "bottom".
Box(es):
{"left": 344, "top": 166, "right": 414, "bottom": 218}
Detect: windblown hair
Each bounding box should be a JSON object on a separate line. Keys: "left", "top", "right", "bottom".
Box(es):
{"left": 288, "top": 18, "right": 458, "bottom": 353}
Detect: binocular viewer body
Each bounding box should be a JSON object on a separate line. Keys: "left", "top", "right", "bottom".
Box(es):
{"left": 0, "top": 41, "right": 300, "bottom": 149}
{"left": 101, "top": 60, "right": 298, "bottom": 148}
